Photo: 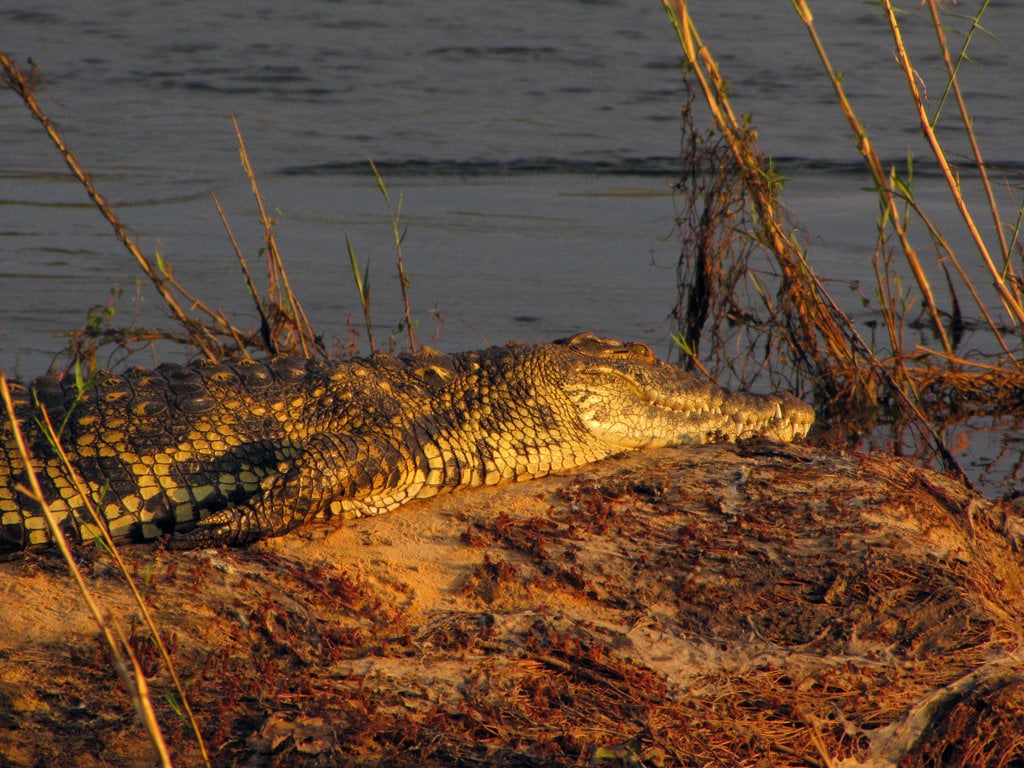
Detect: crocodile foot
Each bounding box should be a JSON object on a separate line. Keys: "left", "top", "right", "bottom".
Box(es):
{"left": 166, "top": 507, "right": 269, "bottom": 550}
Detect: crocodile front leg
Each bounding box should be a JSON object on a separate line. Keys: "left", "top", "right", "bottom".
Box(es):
{"left": 166, "top": 432, "right": 417, "bottom": 549}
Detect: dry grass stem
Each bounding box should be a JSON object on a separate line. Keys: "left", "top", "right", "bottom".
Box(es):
{"left": 791, "top": 0, "right": 953, "bottom": 355}
{"left": 231, "top": 116, "right": 322, "bottom": 358}
{"left": 927, "top": 0, "right": 1016, "bottom": 288}
{"left": 32, "top": 405, "right": 211, "bottom": 766}
{"left": 0, "top": 375, "right": 175, "bottom": 767}
{"left": 2, "top": 47, "right": 334, "bottom": 366}
{"left": 880, "top": 0, "right": 1024, "bottom": 328}
{"left": 0, "top": 50, "right": 222, "bottom": 363}
{"left": 211, "top": 191, "right": 268, "bottom": 359}
{"left": 370, "top": 159, "right": 418, "bottom": 352}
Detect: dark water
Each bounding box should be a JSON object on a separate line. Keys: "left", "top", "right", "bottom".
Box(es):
{"left": 2, "top": 2, "right": 1023, "bottom": 486}
{"left": 1, "top": 0, "right": 689, "bottom": 371}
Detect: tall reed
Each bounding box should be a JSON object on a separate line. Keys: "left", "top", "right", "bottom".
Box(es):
{"left": 370, "top": 160, "right": 418, "bottom": 352}
{"left": 1, "top": 376, "right": 212, "bottom": 767}
{"left": 663, "top": 0, "right": 1024, "bottom": 480}
{"left": 662, "top": 1, "right": 881, "bottom": 404}
{"left": 1, "top": 52, "right": 325, "bottom": 368}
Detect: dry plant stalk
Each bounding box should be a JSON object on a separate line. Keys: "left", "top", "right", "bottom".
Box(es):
{"left": 793, "top": 0, "right": 1024, "bottom": 358}
{"left": 231, "top": 116, "right": 323, "bottom": 358}
{"left": 0, "top": 50, "right": 223, "bottom": 363}
{"left": 0, "top": 376, "right": 179, "bottom": 767}
{"left": 32, "top": 403, "right": 211, "bottom": 766}
{"left": 211, "top": 190, "right": 271, "bottom": 360}
{"left": 881, "top": 0, "right": 1024, "bottom": 328}
{"left": 927, "top": 0, "right": 1019, "bottom": 291}
{"left": 662, "top": 2, "right": 876, "bottom": 400}
{"left": 791, "top": 1, "right": 1024, "bottom": 412}
{"left": 790, "top": 0, "right": 954, "bottom": 356}
{"left": 1, "top": 50, "right": 326, "bottom": 368}
{"left": 370, "top": 159, "right": 418, "bottom": 352}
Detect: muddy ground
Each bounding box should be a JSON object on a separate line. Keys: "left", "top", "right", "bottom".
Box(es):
{"left": 1, "top": 440, "right": 1022, "bottom": 767}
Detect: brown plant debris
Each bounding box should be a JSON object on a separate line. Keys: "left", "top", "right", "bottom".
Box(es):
{"left": 1, "top": 442, "right": 1022, "bottom": 767}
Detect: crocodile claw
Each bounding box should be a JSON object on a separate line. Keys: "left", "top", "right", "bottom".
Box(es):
{"left": 166, "top": 507, "right": 265, "bottom": 550}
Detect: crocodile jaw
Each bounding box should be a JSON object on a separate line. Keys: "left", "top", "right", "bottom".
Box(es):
{"left": 554, "top": 336, "right": 814, "bottom": 450}
{"left": 568, "top": 380, "right": 812, "bottom": 450}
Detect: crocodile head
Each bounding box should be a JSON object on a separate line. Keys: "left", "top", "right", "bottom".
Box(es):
{"left": 549, "top": 333, "right": 814, "bottom": 448}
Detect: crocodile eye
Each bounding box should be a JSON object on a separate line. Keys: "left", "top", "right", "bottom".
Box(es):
{"left": 413, "top": 365, "right": 451, "bottom": 385}
{"left": 623, "top": 342, "right": 656, "bottom": 362}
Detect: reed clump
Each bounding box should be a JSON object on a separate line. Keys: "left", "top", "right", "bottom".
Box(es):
{"left": 0, "top": 54, "right": 333, "bottom": 376}
{"left": 663, "top": 0, "right": 1024, "bottom": 483}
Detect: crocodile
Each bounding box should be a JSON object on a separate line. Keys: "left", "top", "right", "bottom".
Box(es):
{"left": 0, "top": 333, "right": 813, "bottom": 555}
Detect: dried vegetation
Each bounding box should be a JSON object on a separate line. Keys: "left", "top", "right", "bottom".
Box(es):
{"left": 665, "top": 0, "right": 1024, "bottom": 488}
{"left": 3, "top": 445, "right": 1023, "bottom": 767}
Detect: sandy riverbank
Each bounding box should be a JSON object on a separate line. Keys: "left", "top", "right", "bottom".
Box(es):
{"left": 1, "top": 441, "right": 1022, "bottom": 767}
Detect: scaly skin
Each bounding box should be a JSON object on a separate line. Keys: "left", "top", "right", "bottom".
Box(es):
{"left": 0, "top": 333, "right": 814, "bottom": 554}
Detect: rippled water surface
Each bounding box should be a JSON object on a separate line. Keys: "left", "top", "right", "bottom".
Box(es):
{"left": 2, "top": 1, "right": 1024, "bottom": 488}
{"left": 3, "top": 1, "right": 1023, "bottom": 363}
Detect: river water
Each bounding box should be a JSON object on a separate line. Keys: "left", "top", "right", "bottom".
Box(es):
{"left": 2, "top": 2, "right": 1023, "bottom": 486}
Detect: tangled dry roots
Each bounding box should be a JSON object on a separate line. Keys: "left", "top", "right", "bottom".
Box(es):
{"left": 904, "top": 672, "right": 1024, "bottom": 767}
